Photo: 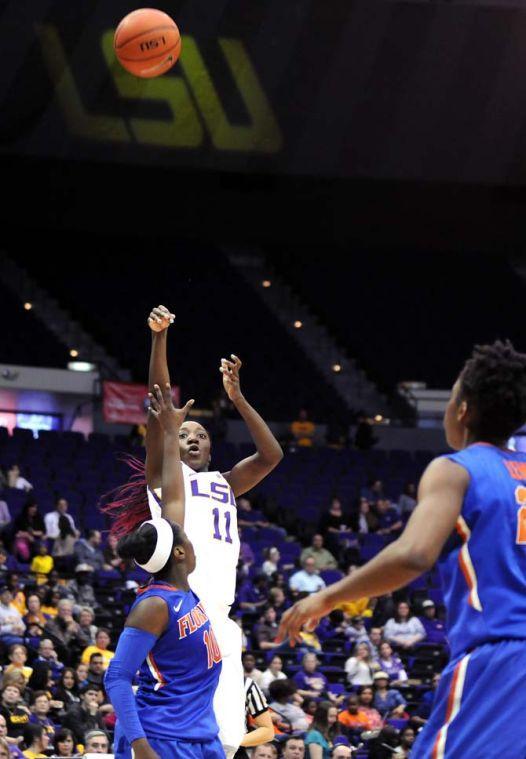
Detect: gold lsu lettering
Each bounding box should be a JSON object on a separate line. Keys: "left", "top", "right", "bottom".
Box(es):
{"left": 36, "top": 25, "right": 283, "bottom": 153}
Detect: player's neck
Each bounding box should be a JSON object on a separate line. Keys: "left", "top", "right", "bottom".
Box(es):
{"left": 155, "top": 569, "right": 190, "bottom": 591}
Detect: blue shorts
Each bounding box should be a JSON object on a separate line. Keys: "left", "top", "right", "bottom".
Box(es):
{"left": 114, "top": 729, "right": 225, "bottom": 759}
{"left": 413, "top": 639, "right": 526, "bottom": 758}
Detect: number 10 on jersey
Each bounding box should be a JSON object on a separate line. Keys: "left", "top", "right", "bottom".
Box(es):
{"left": 212, "top": 508, "right": 233, "bottom": 543}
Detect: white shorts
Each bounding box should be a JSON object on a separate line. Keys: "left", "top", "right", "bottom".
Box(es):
{"left": 207, "top": 612, "right": 245, "bottom": 752}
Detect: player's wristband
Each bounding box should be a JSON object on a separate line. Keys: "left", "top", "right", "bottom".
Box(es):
{"left": 105, "top": 626, "right": 158, "bottom": 744}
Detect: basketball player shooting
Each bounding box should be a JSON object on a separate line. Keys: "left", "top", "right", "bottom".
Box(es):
{"left": 104, "top": 305, "right": 283, "bottom": 758}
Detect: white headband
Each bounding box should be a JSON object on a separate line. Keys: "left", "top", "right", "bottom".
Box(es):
{"left": 136, "top": 518, "right": 175, "bottom": 574}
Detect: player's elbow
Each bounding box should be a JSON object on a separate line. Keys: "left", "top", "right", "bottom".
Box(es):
{"left": 395, "top": 539, "right": 435, "bottom": 573}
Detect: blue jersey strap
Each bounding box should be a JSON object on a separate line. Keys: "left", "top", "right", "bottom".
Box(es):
{"left": 105, "top": 627, "right": 158, "bottom": 744}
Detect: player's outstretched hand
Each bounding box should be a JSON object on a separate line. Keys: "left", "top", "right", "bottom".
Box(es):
{"left": 147, "top": 304, "right": 175, "bottom": 333}
{"left": 276, "top": 592, "right": 332, "bottom": 646}
{"left": 220, "top": 354, "right": 243, "bottom": 402}
{"left": 148, "top": 383, "right": 194, "bottom": 434}
{"left": 131, "top": 738, "right": 161, "bottom": 759}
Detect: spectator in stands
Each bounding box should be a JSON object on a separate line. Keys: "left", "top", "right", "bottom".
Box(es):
{"left": 0, "top": 684, "right": 30, "bottom": 739}
{"left": 267, "top": 680, "right": 309, "bottom": 732}
{"left": 290, "top": 409, "right": 316, "bottom": 448}
{"left": 85, "top": 654, "right": 105, "bottom": 689}
{"left": 28, "top": 692, "right": 55, "bottom": 744}
{"left": 53, "top": 728, "right": 76, "bottom": 757}
{"left": 397, "top": 727, "right": 415, "bottom": 758}
{"left": 397, "top": 483, "right": 417, "bottom": 516}
{"left": 289, "top": 558, "right": 326, "bottom": 595}
{"left": 281, "top": 736, "right": 306, "bottom": 758}
{"left": 21, "top": 723, "right": 48, "bottom": 759}
{"left": 13, "top": 502, "right": 45, "bottom": 563}
{"left": 419, "top": 600, "right": 447, "bottom": 645}
{"left": 67, "top": 566, "right": 99, "bottom": 611}
{"left": 238, "top": 529, "right": 255, "bottom": 576}
{"left": 331, "top": 744, "right": 353, "bottom": 759}
{"left": 52, "top": 668, "right": 80, "bottom": 712}
{"left": 268, "top": 588, "right": 289, "bottom": 621}
{"left": 61, "top": 685, "right": 105, "bottom": 745}
{"left": 29, "top": 545, "right": 53, "bottom": 586}
{"left": 35, "top": 640, "right": 63, "bottom": 683}
{"left": 412, "top": 673, "right": 440, "bottom": 726}
{"left": 6, "top": 467, "right": 32, "bottom": 494}
{"left": 73, "top": 531, "right": 106, "bottom": 573}
{"left": 337, "top": 695, "right": 371, "bottom": 732}
{"left": 317, "top": 610, "right": 349, "bottom": 642}
{"left": 44, "top": 499, "right": 79, "bottom": 546}
{"left": 83, "top": 729, "right": 109, "bottom": 754}
{"left": 305, "top": 701, "right": 339, "bottom": 759}
{"left": 300, "top": 535, "right": 338, "bottom": 571}
{"left": 75, "top": 664, "right": 88, "bottom": 689}
{"left": 356, "top": 687, "right": 382, "bottom": 730}
{"left": 318, "top": 498, "right": 350, "bottom": 540}
{"left": 6, "top": 575, "right": 26, "bottom": 618}
{"left": 242, "top": 653, "right": 263, "bottom": 688}
{"left": 294, "top": 653, "right": 341, "bottom": 705}
{"left": 4, "top": 646, "right": 32, "bottom": 682}
{"left": 45, "top": 571, "right": 75, "bottom": 604}
{"left": 383, "top": 601, "right": 426, "bottom": 650}
{"left": 335, "top": 569, "right": 373, "bottom": 622}
{"left": 254, "top": 607, "right": 280, "bottom": 651}
{"left": 23, "top": 595, "right": 46, "bottom": 630}
{"left": 372, "top": 672, "right": 406, "bottom": 717}
{"left": 0, "top": 551, "right": 12, "bottom": 582}
{"left": 77, "top": 608, "right": 97, "bottom": 645}
{"left": 367, "top": 627, "right": 383, "bottom": 659}
{"left": 237, "top": 498, "right": 270, "bottom": 529}
{"left": 0, "top": 587, "right": 25, "bottom": 646}
{"left": 259, "top": 655, "right": 287, "bottom": 695}
{"left": 251, "top": 745, "right": 277, "bottom": 759}
{"left": 101, "top": 534, "right": 123, "bottom": 572}
{"left": 345, "top": 642, "right": 379, "bottom": 687}
{"left": 0, "top": 501, "right": 11, "bottom": 539}
{"left": 344, "top": 616, "right": 370, "bottom": 646}
{"left": 376, "top": 642, "right": 407, "bottom": 684}
{"left": 239, "top": 574, "right": 269, "bottom": 613}
{"left": 0, "top": 713, "right": 24, "bottom": 758}
{"left": 375, "top": 499, "right": 402, "bottom": 537}
{"left": 354, "top": 415, "right": 377, "bottom": 451}
{"left": 262, "top": 548, "right": 282, "bottom": 578}
{"left": 44, "top": 600, "right": 89, "bottom": 663}
{"left": 356, "top": 498, "right": 379, "bottom": 534}
{"left": 361, "top": 479, "right": 384, "bottom": 504}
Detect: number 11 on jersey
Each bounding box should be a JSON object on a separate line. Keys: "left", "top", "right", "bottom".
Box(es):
{"left": 212, "top": 508, "right": 233, "bottom": 543}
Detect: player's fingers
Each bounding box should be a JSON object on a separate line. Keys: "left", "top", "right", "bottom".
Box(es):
{"left": 181, "top": 399, "right": 195, "bottom": 417}
{"left": 305, "top": 617, "right": 320, "bottom": 633}
{"left": 231, "top": 354, "right": 242, "bottom": 368}
{"left": 152, "top": 308, "right": 168, "bottom": 322}
{"left": 152, "top": 384, "right": 165, "bottom": 407}
{"left": 161, "top": 382, "right": 174, "bottom": 405}
{"left": 158, "top": 306, "right": 176, "bottom": 323}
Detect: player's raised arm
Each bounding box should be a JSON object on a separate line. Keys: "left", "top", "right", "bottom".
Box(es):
{"left": 220, "top": 355, "right": 283, "bottom": 497}
{"left": 277, "top": 456, "right": 469, "bottom": 643}
{"left": 145, "top": 305, "right": 175, "bottom": 490}
{"left": 148, "top": 383, "right": 194, "bottom": 526}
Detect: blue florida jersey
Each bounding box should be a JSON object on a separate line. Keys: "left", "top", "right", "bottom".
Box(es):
{"left": 130, "top": 584, "right": 222, "bottom": 741}
{"left": 439, "top": 443, "right": 526, "bottom": 658}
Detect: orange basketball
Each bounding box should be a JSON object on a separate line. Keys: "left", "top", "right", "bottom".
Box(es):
{"left": 114, "top": 8, "right": 181, "bottom": 78}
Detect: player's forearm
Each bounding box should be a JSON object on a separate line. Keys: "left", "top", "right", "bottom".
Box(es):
{"left": 149, "top": 331, "right": 170, "bottom": 390}
{"left": 321, "top": 539, "right": 427, "bottom": 609}
{"left": 232, "top": 395, "right": 283, "bottom": 464}
{"left": 239, "top": 716, "right": 274, "bottom": 747}
{"left": 161, "top": 431, "right": 185, "bottom": 526}
{"left": 146, "top": 332, "right": 171, "bottom": 486}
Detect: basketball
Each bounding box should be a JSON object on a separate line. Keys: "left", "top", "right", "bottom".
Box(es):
{"left": 114, "top": 8, "right": 181, "bottom": 78}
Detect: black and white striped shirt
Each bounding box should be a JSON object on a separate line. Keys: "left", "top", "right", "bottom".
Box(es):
{"left": 245, "top": 676, "right": 269, "bottom": 720}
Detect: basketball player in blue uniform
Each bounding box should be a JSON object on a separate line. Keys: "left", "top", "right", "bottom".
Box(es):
{"left": 106, "top": 383, "right": 225, "bottom": 759}
{"left": 278, "top": 340, "right": 526, "bottom": 758}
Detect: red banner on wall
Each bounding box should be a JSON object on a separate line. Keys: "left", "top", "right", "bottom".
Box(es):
{"left": 102, "top": 382, "right": 181, "bottom": 424}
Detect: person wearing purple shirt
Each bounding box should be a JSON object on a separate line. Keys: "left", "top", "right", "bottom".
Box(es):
{"left": 293, "top": 653, "right": 329, "bottom": 698}
{"left": 376, "top": 499, "right": 403, "bottom": 536}
{"left": 238, "top": 574, "right": 268, "bottom": 612}
{"left": 376, "top": 641, "right": 408, "bottom": 683}
{"left": 419, "top": 600, "right": 448, "bottom": 645}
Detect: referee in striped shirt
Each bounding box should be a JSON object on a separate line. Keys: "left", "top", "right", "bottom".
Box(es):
{"left": 234, "top": 676, "right": 275, "bottom": 758}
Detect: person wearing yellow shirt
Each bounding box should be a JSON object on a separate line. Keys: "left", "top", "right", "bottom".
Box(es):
{"left": 290, "top": 410, "right": 316, "bottom": 447}
{"left": 30, "top": 545, "right": 54, "bottom": 586}
{"left": 3, "top": 644, "right": 33, "bottom": 682}
{"left": 22, "top": 723, "right": 49, "bottom": 758}
{"left": 336, "top": 597, "right": 372, "bottom": 618}
{"left": 80, "top": 628, "right": 114, "bottom": 669}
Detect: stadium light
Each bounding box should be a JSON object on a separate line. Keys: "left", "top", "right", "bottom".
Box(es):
{"left": 23, "top": 302, "right": 33, "bottom": 311}
{"left": 262, "top": 280, "right": 271, "bottom": 288}
{"left": 374, "top": 414, "right": 383, "bottom": 422}
{"left": 69, "top": 349, "right": 79, "bottom": 358}
{"left": 68, "top": 361, "right": 96, "bottom": 372}
{"left": 294, "top": 320, "right": 303, "bottom": 329}
{"left": 332, "top": 363, "right": 342, "bottom": 373}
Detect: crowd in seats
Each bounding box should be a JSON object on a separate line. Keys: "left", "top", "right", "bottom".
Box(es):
{"left": 0, "top": 426, "right": 448, "bottom": 756}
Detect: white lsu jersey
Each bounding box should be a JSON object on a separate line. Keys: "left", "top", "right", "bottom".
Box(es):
{"left": 147, "top": 463, "right": 240, "bottom": 613}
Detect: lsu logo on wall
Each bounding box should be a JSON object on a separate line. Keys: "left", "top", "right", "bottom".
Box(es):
{"left": 36, "top": 25, "right": 283, "bottom": 153}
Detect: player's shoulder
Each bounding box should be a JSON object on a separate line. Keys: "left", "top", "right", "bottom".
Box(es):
{"left": 420, "top": 455, "right": 471, "bottom": 492}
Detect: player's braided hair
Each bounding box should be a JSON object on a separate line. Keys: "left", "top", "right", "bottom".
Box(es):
{"left": 99, "top": 456, "right": 151, "bottom": 538}
{"left": 458, "top": 340, "right": 526, "bottom": 442}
